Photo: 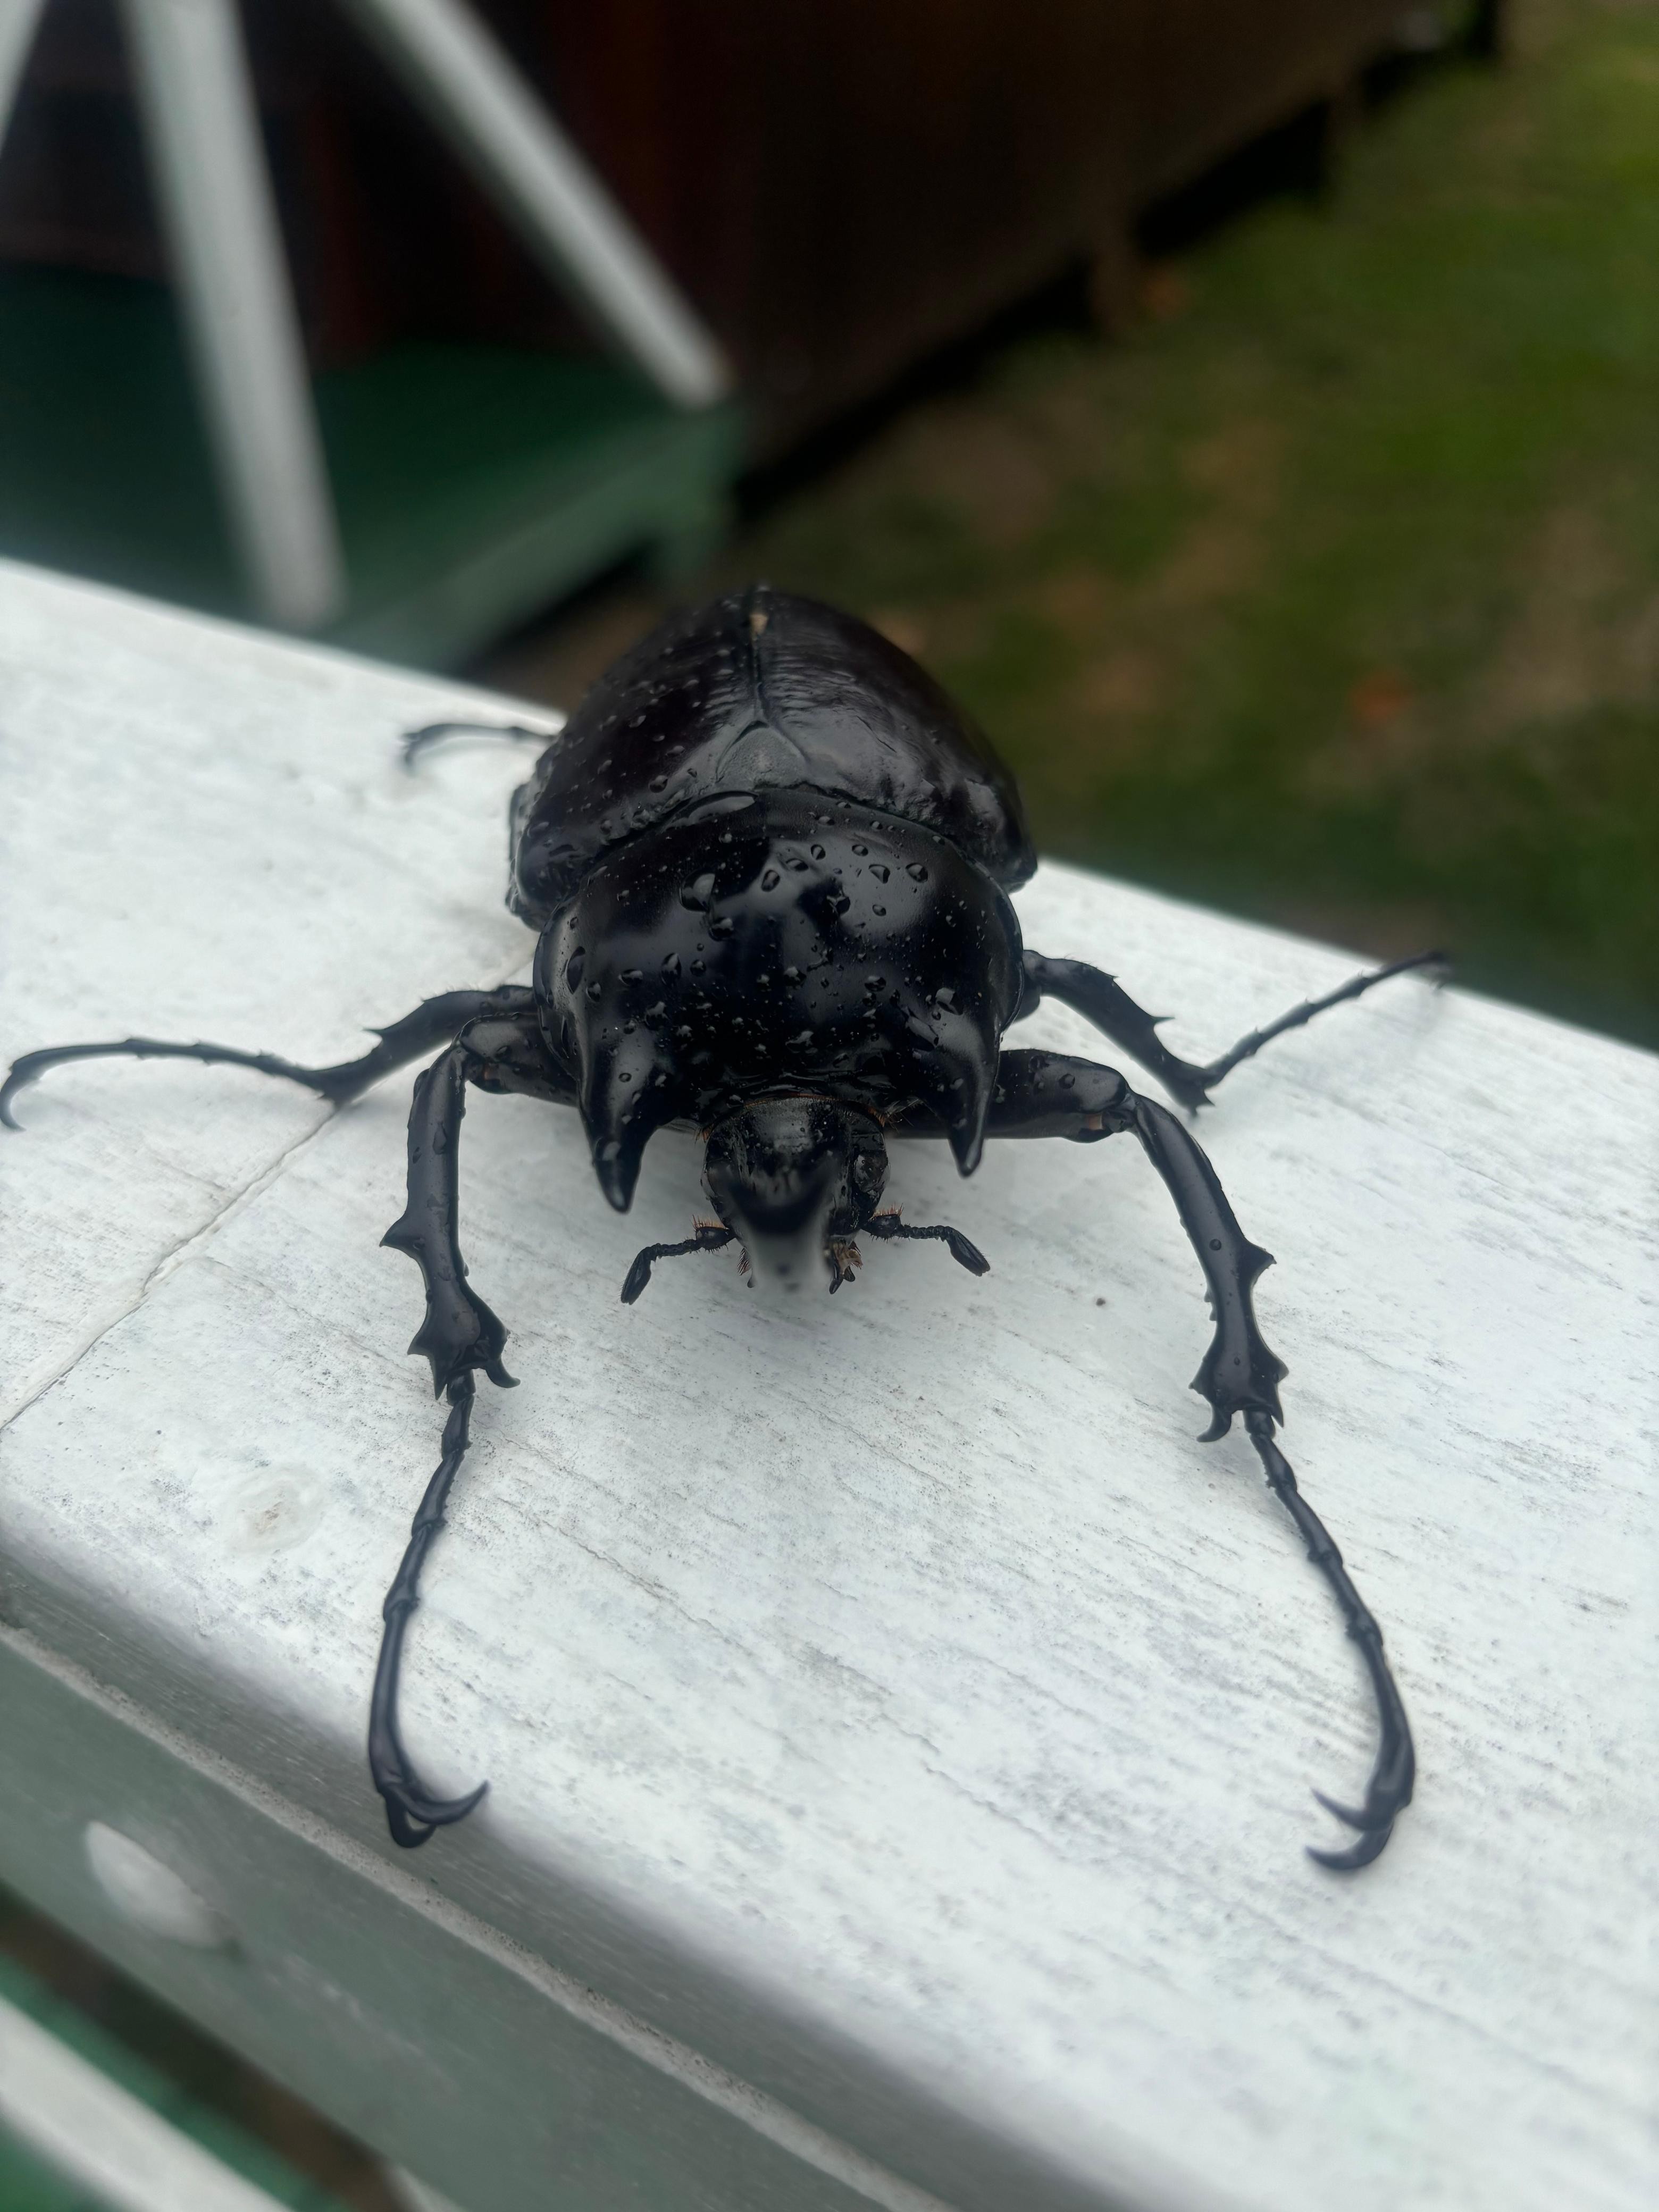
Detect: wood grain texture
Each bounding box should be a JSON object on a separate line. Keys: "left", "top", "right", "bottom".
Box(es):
{"left": 1, "top": 560, "right": 1655, "bottom": 2212}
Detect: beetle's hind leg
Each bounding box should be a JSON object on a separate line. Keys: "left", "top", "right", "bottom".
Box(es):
{"left": 0, "top": 988, "right": 538, "bottom": 1128}
{"left": 1019, "top": 950, "right": 1447, "bottom": 1111}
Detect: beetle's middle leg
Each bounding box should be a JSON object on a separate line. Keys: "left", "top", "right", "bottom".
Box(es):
{"left": 1018, "top": 949, "right": 1446, "bottom": 1111}
{"left": 371, "top": 1015, "right": 574, "bottom": 1846}
{"left": 978, "top": 1048, "right": 1415, "bottom": 1869}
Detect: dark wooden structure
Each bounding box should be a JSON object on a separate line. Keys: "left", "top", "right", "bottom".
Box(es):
{"left": 4, "top": 1, "right": 1422, "bottom": 458}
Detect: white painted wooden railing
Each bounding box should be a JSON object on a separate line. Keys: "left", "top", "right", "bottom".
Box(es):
{"left": 1, "top": 560, "right": 1653, "bottom": 2212}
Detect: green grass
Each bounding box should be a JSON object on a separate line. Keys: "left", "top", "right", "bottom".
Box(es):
{"left": 719, "top": 0, "right": 1659, "bottom": 1046}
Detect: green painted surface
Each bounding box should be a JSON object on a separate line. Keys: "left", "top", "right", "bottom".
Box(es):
{"left": 0, "top": 269, "right": 740, "bottom": 667}
{"left": 0, "top": 1955, "right": 350, "bottom": 2211}
{"left": 726, "top": 0, "right": 1658, "bottom": 1045}
{"left": 0, "top": 2128, "right": 101, "bottom": 2212}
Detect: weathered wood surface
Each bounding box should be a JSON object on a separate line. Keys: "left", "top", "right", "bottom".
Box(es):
{"left": 1, "top": 560, "right": 1655, "bottom": 2212}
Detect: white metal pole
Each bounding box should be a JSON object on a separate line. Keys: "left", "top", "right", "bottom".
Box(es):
{"left": 121, "top": 0, "right": 346, "bottom": 630}
{"left": 0, "top": 0, "right": 46, "bottom": 141}
{"left": 338, "top": 0, "right": 733, "bottom": 409}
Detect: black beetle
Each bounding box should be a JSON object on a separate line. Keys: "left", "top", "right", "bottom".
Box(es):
{"left": 3, "top": 586, "right": 1437, "bottom": 1867}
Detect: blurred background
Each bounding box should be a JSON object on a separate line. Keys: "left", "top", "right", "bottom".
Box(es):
{"left": 1, "top": 0, "right": 1653, "bottom": 1050}
{"left": 0, "top": 0, "right": 1655, "bottom": 2200}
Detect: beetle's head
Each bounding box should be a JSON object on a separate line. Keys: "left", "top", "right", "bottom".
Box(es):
{"left": 617, "top": 1093, "right": 991, "bottom": 1303}
{"left": 702, "top": 1096, "right": 886, "bottom": 1294}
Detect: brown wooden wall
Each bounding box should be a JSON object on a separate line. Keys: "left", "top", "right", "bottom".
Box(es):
{"left": 0, "top": 1, "right": 1409, "bottom": 455}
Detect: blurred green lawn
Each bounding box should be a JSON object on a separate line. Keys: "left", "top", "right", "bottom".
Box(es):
{"left": 493, "top": 0, "right": 1658, "bottom": 1048}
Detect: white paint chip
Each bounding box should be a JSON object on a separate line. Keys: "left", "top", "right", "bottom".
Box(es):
{"left": 83, "top": 1822, "right": 233, "bottom": 1949}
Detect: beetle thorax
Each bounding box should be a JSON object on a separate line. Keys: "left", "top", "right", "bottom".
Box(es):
{"left": 533, "top": 786, "right": 1024, "bottom": 1213}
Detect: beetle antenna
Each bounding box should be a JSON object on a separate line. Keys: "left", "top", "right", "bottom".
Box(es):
{"left": 865, "top": 1211, "right": 991, "bottom": 1276}
{"left": 620, "top": 1223, "right": 735, "bottom": 1303}
{"left": 1242, "top": 1410, "right": 1415, "bottom": 1871}
{"left": 400, "top": 719, "right": 559, "bottom": 774}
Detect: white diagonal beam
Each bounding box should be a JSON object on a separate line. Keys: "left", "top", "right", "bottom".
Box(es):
{"left": 339, "top": 0, "right": 732, "bottom": 409}
{"left": 0, "top": 1990, "right": 289, "bottom": 2212}
{"left": 0, "top": 0, "right": 46, "bottom": 137}
{"left": 122, "top": 0, "right": 346, "bottom": 630}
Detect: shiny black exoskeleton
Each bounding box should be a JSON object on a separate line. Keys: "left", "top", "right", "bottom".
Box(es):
{"left": 3, "top": 585, "right": 1442, "bottom": 1870}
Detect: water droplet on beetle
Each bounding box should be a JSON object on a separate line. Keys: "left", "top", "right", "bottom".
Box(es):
{"left": 661, "top": 952, "right": 680, "bottom": 977}
{"left": 869, "top": 862, "right": 890, "bottom": 882}
{"left": 680, "top": 872, "right": 716, "bottom": 910}
{"left": 762, "top": 867, "right": 781, "bottom": 890}
{"left": 852, "top": 842, "right": 868, "bottom": 856}
{"left": 872, "top": 904, "right": 886, "bottom": 916}
{"left": 907, "top": 861, "right": 928, "bottom": 881}
{"left": 621, "top": 968, "right": 642, "bottom": 983}
{"left": 565, "top": 949, "right": 585, "bottom": 989}
{"left": 1210, "top": 1238, "right": 1223, "bottom": 1251}
{"left": 586, "top": 981, "right": 602, "bottom": 1000}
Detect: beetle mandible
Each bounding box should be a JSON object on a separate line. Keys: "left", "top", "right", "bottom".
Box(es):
{"left": 3, "top": 586, "right": 1437, "bottom": 1867}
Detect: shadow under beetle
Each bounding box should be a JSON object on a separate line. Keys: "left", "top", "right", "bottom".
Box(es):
{"left": 3, "top": 586, "right": 1438, "bottom": 1868}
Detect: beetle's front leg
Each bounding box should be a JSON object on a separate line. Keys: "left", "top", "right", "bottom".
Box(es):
{"left": 985, "top": 1051, "right": 1284, "bottom": 1433}
{"left": 1126, "top": 1098, "right": 1418, "bottom": 1857}
{"left": 986, "top": 1049, "right": 1414, "bottom": 1869}
{"left": 1127, "top": 1094, "right": 1287, "bottom": 1440}
{"left": 370, "top": 1373, "right": 490, "bottom": 1847}
{"left": 371, "top": 1018, "right": 574, "bottom": 1845}
{"left": 382, "top": 1041, "right": 517, "bottom": 1395}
